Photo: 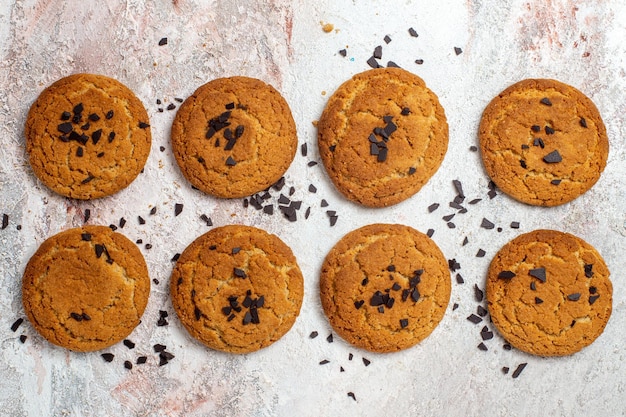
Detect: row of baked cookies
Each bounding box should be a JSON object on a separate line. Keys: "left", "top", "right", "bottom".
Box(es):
{"left": 25, "top": 69, "right": 608, "bottom": 207}
{"left": 22, "top": 223, "right": 611, "bottom": 357}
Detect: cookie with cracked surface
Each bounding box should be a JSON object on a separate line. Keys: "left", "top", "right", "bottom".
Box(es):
{"left": 22, "top": 226, "right": 150, "bottom": 352}
{"left": 171, "top": 77, "right": 297, "bottom": 198}
{"left": 479, "top": 78, "right": 608, "bottom": 206}
{"left": 170, "top": 225, "right": 304, "bottom": 353}
{"left": 319, "top": 223, "right": 451, "bottom": 352}
{"left": 25, "top": 73, "right": 151, "bottom": 199}
{"left": 317, "top": 67, "right": 448, "bottom": 207}
{"left": 486, "top": 229, "right": 612, "bottom": 356}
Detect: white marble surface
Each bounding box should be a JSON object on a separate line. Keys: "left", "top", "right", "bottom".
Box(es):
{"left": 1, "top": 0, "right": 625, "bottom": 416}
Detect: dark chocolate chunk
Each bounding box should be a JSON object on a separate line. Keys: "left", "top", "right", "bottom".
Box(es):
{"left": 101, "top": 353, "right": 114, "bottom": 362}
{"left": 533, "top": 138, "right": 545, "bottom": 148}
{"left": 510, "top": 221, "right": 520, "bottom": 229}
{"left": 319, "top": 360, "right": 330, "bottom": 365}
{"left": 19, "top": 335, "right": 27, "bottom": 343}
{"left": 480, "top": 327, "right": 494, "bottom": 340}
{"left": 70, "top": 312, "right": 83, "bottom": 321}
{"left": 58, "top": 122, "right": 73, "bottom": 134}
{"left": 339, "top": 49, "right": 347, "bottom": 57}
{"left": 498, "top": 270, "right": 516, "bottom": 279}
{"left": 123, "top": 339, "right": 135, "bottom": 349}
{"left": 519, "top": 160, "right": 527, "bottom": 169}
{"left": 263, "top": 205, "right": 274, "bottom": 215}
{"left": 300, "top": 142, "right": 308, "bottom": 157}
{"left": 408, "top": 27, "right": 418, "bottom": 37}
{"left": 502, "top": 367, "right": 510, "bottom": 374}
{"left": 512, "top": 363, "right": 527, "bottom": 378}
{"left": 84, "top": 209, "right": 91, "bottom": 223}
{"left": 362, "top": 358, "right": 371, "bottom": 366}
{"left": 347, "top": 392, "right": 356, "bottom": 401}
{"left": 153, "top": 344, "right": 166, "bottom": 353}
{"left": 531, "top": 125, "right": 541, "bottom": 132}
{"left": 428, "top": 203, "right": 440, "bottom": 213}
{"left": 194, "top": 307, "right": 202, "bottom": 320}
{"left": 535, "top": 297, "right": 543, "bottom": 304}
{"left": 225, "top": 156, "right": 237, "bottom": 166}
{"left": 149, "top": 206, "right": 157, "bottom": 216}
{"left": 108, "top": 131, "right": 116, "bottom": 142}
{"left": 233, "top": 268, "right": 247, "bottom": 278}
{"left": 426, "top": 229, "right": 434, "bottom": 238}
{"left": 81, "top": 233, "right": 91, "bottom": 241}
{"left": 543, "top": 150, "right": 562, "bottom": 163}
{"left": 589, "top": 295, "right": 600, "bottom": 305}
{"left": 545, "top": 126, "right": 555, "bottom": 135}
{"left": 567, "top": 293, "right": 581, "bottom": 301}
{"left": 584, "top": 264, "right": 594, "bottom": 278}
{"left": 136, "top": 356, "right": 147, "bottom": 365}
{"left": 105, "top": 110, "right": 114, "bottom": 119}
{"left": 327, "top": 333, "right": 334, "bottom": 343}
{"left": 477, "top": 342, "right": 488, "bottom": 351}
{"left": 399, "top": 318, "right": 409, "bottom": 328}
{"left": 309, "top": 331, "right": 319, "bottom": 339}
{"left": 476, "top": 305, "right": 488, "bottom": 317}
{"left": 174, "top": 203, "right": 183, "bottom": 216}
{"left": 401, "top": 107, "right": 411, "bottom": 116}
{"left": 61, "top": 111, "right": 71, "bottom": 121}
{"left": 456, "top": 273, "right": 464, "bottom": 284}
{"left": 373, "top": 45, "right": 383, "bottom": 59}
{"left": 200, "top": 214, "right": 213, "bottom": 226}
{"left": 448, "top": 258, "right": 461, "bottom": 272}
{"left": 159, "top": 351, "right": 174, "bottom": 366}
{"left": 138, "top": 121, "right": 150, "bottom": 129}
{"left": 551, "top": 179, "right": 561, "bottom": 185}
{"left": 529, "top": 267, "right": 546, "bottom": 282}
{"left": 454, "top": 47, "right": 462, "bottom": 55}
{"left": 476, "top": 249, "right": 486, "bottom": 258}
{"left": 384, "top": 35, "right": 391, "bottom": 44}
{"left": 530, "top": 281, "right": 536, "bottom": 291}
{"left": 452, "top": 303, "right": 459, "bottom": 310}
{"left": 540, "top": 97, "right": 552, "bottom": 106}
{"left": 580, "top": 117, "right": 587, "bottom": 128}
{"left": 159, "top": 37, "right": 168, "bottom": 46}
{"left": 442, "top": 213, "right": 455, "bottom": 222}
{"left": 138, "top": 216, "right": 145, "bottom": 225}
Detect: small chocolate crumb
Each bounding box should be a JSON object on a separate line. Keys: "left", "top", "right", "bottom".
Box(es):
{"left": 567, "top": 293, "right": 581, "bottom": 301}
{"left": 384, "top": 35, "right": 391, "bottom": 44}
{"left": 415, "top": 59, "right": 424, "bottom": 65}
{"left": 174, "top": 203, "right": 183, "bottom": 216}
{"left": 225, "top": 156, "right": 237, "bottom": 166}
{"left": 428, "top": 203, "right": 440, "bottom": 213}
{"left": 373, "top": 45, "right": 383, "bottom": 59}
{"left": 1, "top": 214, "right": 8, "bottom": 230}
{"left": 326, "top": 333, "right": 334, "bottom": 343}
{"left": 584, "top": 264, "right": 594, "bottom": 278}
{"left": 339, "top": 49, "right": 347, "bottom": 57}
{"left": 159, "top": 37, "right": 168, "bottom": 46}
{"left": 427, "top": 229, "right": 434, "bottom": 237}
{"left": 153, "top": 344, "right": 166, "bottom": 353}
{"left": 512, "top": 363, "right": 527, "bottom": 378}
{"left": 136, "top": 356, "right": 147, "bottom": 365}
{"left": 105, "top": 110, "right": 114, "bottom": 119}
{"left": 123, "top": 339, "right": 135, "bottom": 349}
{"left": 452, "top": 303, "right": 459, "bottom": 310}
{"left": 347, "top": 392, "right": 356, "bottom": 401}
{"left": 138, "top": 216, "right": 145, "bottom": 225}
{"left": 400, "top": 318, "right": 408, "bottom": 328}
{"left": 10, "top": 318, "right": 23, "bottom": 332}
{"left": 467, "top": 314, "right": 482, "bottom": 324}
{"left": 529, "top": 267, "right": 546, "bottom": 282}
{"left": 456, "top": 273, "right": 464, "bottom": 284}
{"left": 476, "top": 249, "right": 486, "bottom": 258}
{"left": 589, "top": 295, "right": 600, "bottom": 305}
{"left": 478, "top": 342, "right": 488, "bottom": 351}
{"left": 408, "top": 27, "right": 418, "bottom": 37}
{"left": 454, "top": 47, "right": 463, "bottom": 55}
{"left": 481, "top": 218, "right": 495, "bottom": 229}
{"left": 477, "top": 305, "right": 488, "bottom": 317}
{"left": 124, "top": 361, "right": 133, "bottom": 370}
{"left": 309, "top": 331, "right": 319, "bottom": 339}
{"left": 362, "top": 358, "right": 371, "bottom": 366}
{"left": 101, "top": 353, "right": 114, "bottom": 362}
{"left": 535, "top": 297, "right": 543, "bottom": 304}
{"left": 580, "top": 117, "right": 587, "bottom": 128}
{"left": 474, "top": 284, "right": 484, "bottom": 302}
{"left": 319, "top": 359, "right": 330, "bottom": 365}
{"left": 498, "top": 270, "right": 516, "bottom": 279}
{"left": 543, "top": 150, "right": 562, "bottom": 163}
{"left": 545, "top": 126, "right": 555, "bottom": 135}
{"left": 502, "top": 367, "right": 510, "bottom": 374}
{"left": 19, "top": 335, "right": 27, "bottom": 343}
{"left": 510, "top": 221, "right": 520, "bottom": 229}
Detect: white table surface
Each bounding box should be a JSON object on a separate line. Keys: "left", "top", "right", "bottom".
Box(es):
{"left": 1, "top": 1, "right": 625, "bottom": 416}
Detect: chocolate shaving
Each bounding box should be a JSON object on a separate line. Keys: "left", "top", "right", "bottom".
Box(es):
{"left": 512, "top": 363, "right": 527, "bottom": 378}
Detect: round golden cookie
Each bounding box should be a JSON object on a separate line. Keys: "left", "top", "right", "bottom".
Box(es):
{"left": 319, "top": 224, "right": 451, "bottom": 352}
{"left": 22, "top": 226, "right": 150, "bottom": 352}
{"left": 25, "top": 73, "right": 152, "bottom": 200}
{"left": 170, "top": 225, "right": 304, "bottom": 353}
{"left": 486, "top": 230, "right": 612, "bottom": 356}
{"left": 317, "top": 67, "right": 448, "bottom": 207}
{"left": 479, "top": 79, "right": 608, "bottom": 206}
{"left": 171, "top": 77, "right": 297, "bottom": 198}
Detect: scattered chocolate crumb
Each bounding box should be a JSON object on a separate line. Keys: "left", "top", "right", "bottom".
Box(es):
{"left": 453, "top": 303, "right": 459, "bottom": 310}
{"left": 124, "top": 361, "right": 133, "bottom": 370}
{"left": 347, "top": 392, "right": 357, "bottom": 401}
{"left": 467, "top": 314, "right": 482, "bottom": 324}
{"left": 478, "top": 342, "right": 488, "bottom": 351}
{"left": 503, "top": 343, "right": 512, "bottom": 350}
{"left": 540, "top": 97, "right": 552, "bottom": 106}
{"left": 2, "top": 213, "right": 9, "bottom": 229}
{"left": 476, "top": 249, "right": 486, "bottom": 258}
{"left": 456, "top": 273, "right": 464, "bottom": 284}
{"left": 567, "top": 293, "right": 581, "bottom": 301}
{"left": 159, "top": 351, "right": 175, "bottom": 366}
{"left": 512, "top": 363, "right": 527, "bottom": 378}
{"left": 474, "top": 284, "right": 484, "bottom": 302}
{"left": 408, "top": 27, "right": 418, "bottom": 37}
{"left": 19, "top": 335, "right": 27, "bottom": 343}
{"left": 498, "top": 270, "right": 516, "bottom": 279}
{"left": 309, "top": 331, "right": 319, "bottom": 339}
{"left": 448, "top": 258, "right": 461, "bottom": 272}
{"left": 384, "top": 35, "right": 391, "bottom": 44}
{"left": 339, "top": 49, "right": 347, "bottom": 57}
{"left": 101, "top": 353, "right": 114, "bottom": 362}
{"left": 476, "top": 305, "right": 488, "bottom": 317}
{"left": 139, "top": 122, "right": 150, "bottom": 129}
{"left": 428, "top": 203, "right": 440, "bottom": 213}
{"left": 154, "top": 344, "right": 166, "bottom": 353}
{"left": 10, "top": 318, "right": 23, "bottom": 332}
{"left": 362, "top": 358, "right": 371, "bottom": 366}
{"left": 469, "top": 145, "right": 478, "bottom": 152}
{"left": 510, "top": 221, "right": 520, "bottom": 229}
{"left": 174, "top": 203, "right": 183, "bottom": 216}
{"left": 480, "top": 326, "right": 494, "bottom": 340}
{"left": 158, "top": 37, "right": 168, "bottom": 46}
{"left": 319, "top": 360, "right": 330, "bottom": 365}
{"left": 326, "top": 333, "right": 334, "bottom": 343}
{"left": 415, "top": 59, "right": 424, "bottom": 65}
{"left": 481, "top": 218, "right": 495, "bottom": 229}
{"left": 123, "top": 339, "right": 135, "bottom": 349}
{"left": 427, "top": 229, "right": 434, "bottom": 237}
{"left": 502, "top": 367, "right": 510, "bottom": 374}
{"left": 136, "top": 356, "right": 147, "bottom": 365}
{"left": 454, "top": 47, "right": 463, "bottom": 55}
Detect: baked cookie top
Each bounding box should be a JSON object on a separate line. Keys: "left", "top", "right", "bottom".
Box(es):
{"left": 22, "top": 226, "right": 150, "bottom": 352}
{"left": 317, "top": 67, "right": 448, "bottom": 207}
{"left": 171, "top": 76, "right": 297, "bottom": 198}
{"left": 319, "top": 223, "right": 451, "bottom": 352}
{"left": 25, "top": 73, "right": 151, "bottom": 200}
{"left": 486, "top": 229, "right": 612, "bottom": 356}
{"left": 479, "top": 78, "right": 608, "bottom": 206}
{"left": 170, "top": 225, "right": 304, "bottom": 353}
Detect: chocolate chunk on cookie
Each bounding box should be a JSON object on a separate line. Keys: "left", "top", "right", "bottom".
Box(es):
{"left": 319, "top": 224, "right": 451, "bottom": 352}
{"left": 317, "top": 68, "right": 448, "bottom": 207}
{"left": 25, "top": 74, "right": 151, "bottom": 199}
{"left": 171, "top": 77, "right": 297, "bottom": 198}
{"left": 170, "top": 225, "right": 304, "bottom": 353}
{"left": 22, "top": 226, "right": 150, "bottom": 351}
{"left": 479, "top": 79, "right": 608, "bottom": 206}
{"left": 486, "top": 230, "right": 612, "bottom": 356}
